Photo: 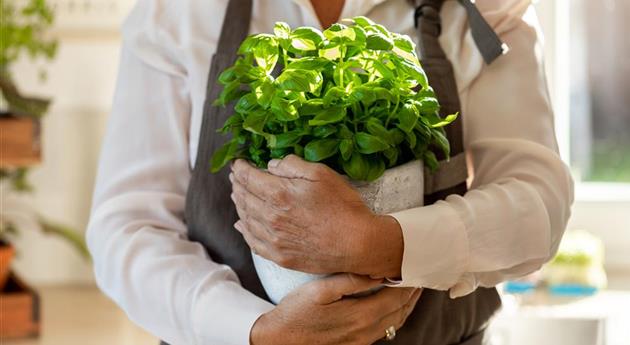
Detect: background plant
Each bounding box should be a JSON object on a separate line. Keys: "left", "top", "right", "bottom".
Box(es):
{"left": 211, "top": 16, "right": 456, "bottom": 181}
{"left": 0, "top": 0, "right": 57, "bottom": 117}
{"left": 0, "top": 0, "right": 88, "bottom": 258}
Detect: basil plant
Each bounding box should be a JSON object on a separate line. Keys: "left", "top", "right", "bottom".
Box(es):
{"left": 211, "top": 16, "right": 456, "bottom": 181}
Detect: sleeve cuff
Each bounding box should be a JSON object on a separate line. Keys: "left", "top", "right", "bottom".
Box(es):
{"left": 388, "top": 199, "right": 470, "bottom": 290}
{"left": 192, "top": 280, "right": 274, "bottom": 345}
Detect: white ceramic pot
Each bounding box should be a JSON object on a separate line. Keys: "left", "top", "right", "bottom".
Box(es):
{"left": 252, "top": 159, "right": 424, "bottom": 304}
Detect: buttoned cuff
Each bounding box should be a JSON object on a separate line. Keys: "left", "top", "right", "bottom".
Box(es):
{"left": 192, "top": 280, "right": 274, "bottom": 345}
{"left": 387, "top": 200, "right": 470, "bottom": 291}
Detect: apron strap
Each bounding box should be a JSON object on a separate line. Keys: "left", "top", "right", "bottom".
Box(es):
{"left": 216, "top": 0, "right": 254, "bottom": 60}
{"left": 411, "top": 0, "right": 508, "bottom": 65}
{"left": 411, "top": 0, "right": 506, "bottom": 200}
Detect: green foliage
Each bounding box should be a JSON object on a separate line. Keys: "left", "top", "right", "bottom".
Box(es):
{"left": 0, "top": 0, "right": 57, "bottom": 117}
{"left": 0, "top": 0, "right": 57, "bottom": 69}
{"left": 211, "top": 17, "right": 457, "bottom": 181}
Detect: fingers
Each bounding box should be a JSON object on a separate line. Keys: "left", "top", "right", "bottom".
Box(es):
{"left": 361, "top": 287, "right": 420, "bottom": 320}
{"left": 267, "top": 154, "right": 330, "bottom": 181}
{"left": 305, "top": 273, "right": 384, "bottom": 305}
{"left": 231, "top": 180, "right": 275, "bottom": 225}
{"left": 231, "top": 159, "right": 287, "bottom": 203}
{"left": 366, "top": 288, "right": 422, "bottom": 343}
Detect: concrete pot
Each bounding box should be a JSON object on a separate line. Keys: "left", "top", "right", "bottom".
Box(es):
{"left": 252, "top": 159, "right": 424, "bottom": 304}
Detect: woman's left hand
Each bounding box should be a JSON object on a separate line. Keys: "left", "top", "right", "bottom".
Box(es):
{"left": 230, "top": 155, "right": 403, "bottom": 278}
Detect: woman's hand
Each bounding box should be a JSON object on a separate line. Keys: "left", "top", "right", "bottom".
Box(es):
{"left": 230, "top": 155, "right": 404, "bottom": 278}
{"left": 250, "top": 274, "right": 422, "bottom": 345}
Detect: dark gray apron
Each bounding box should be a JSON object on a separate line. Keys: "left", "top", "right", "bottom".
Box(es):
{"left": 171, "top": 0, "right": 506, "bottom": 344}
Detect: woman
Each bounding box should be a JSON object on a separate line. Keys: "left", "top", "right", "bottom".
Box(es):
{"left": 87, "top": 0, "right": 574, "bottom": 344}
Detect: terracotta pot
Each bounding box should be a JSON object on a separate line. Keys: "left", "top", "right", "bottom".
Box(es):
{"left": 252, "top": 159, "right": 424, "bottom": 304}
{"left": 0, "top": 242, "right": 15, "bottom": 291}
{"left": 0, "top": 115, "right": 42, "bottom": 168}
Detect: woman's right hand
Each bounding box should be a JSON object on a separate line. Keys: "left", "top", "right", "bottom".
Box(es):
{"left": 250, "top": 273, "right": 422, "bottom": 345}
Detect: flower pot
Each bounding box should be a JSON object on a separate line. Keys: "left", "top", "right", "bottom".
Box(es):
{"left": 0, "top": 115, "right": 41, "bottom": 168}
{"left": 252, "top": 159, "right": 424, "bottom": 304}
{"left": 0, "top": 241, "right": 15, "bottom": 291}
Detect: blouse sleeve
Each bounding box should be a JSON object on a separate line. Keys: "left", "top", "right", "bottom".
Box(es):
{"left": 390, "top": 1, "right": 574, "bottom": 298}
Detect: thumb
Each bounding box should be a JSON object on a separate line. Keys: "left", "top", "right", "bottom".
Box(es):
{"left": 267, "top": 154, "right": 324, "bottom": 180}
{"left": 306, "top": 273, "right": 383, "bottom": 305}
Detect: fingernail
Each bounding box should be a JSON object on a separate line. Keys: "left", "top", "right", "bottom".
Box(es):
{"left": 229, "top": 173, "right": 234, "bottom": 183}
{"left": 234, "top": 221, "right": 243, "bottom": 232}
{"left": 268, "top": 159, "right": 280, "bottom": 168}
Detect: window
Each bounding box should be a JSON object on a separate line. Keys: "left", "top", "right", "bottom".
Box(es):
{"left": 567, "top": 0, "right": 630, "bottom": 184}
{"left": 536, "top": 0, "right": 630, "bottom": 201}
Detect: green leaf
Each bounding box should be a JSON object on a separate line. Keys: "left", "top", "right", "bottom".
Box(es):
{"left": 210, "top": 140, "right": 238, "bottom": 173}
{"left": 286, "top": 57, "right": 331, "bottom": 71}
{"left": 431, "top": 113, "right": 458, "bottom": 128}
{"left": 370, "top": 59, "right": 394, "bottom": 79}
{"left": 406, "top": 131, "right": 417, "bottom": 149}
{"left": 272, "top": 130, "right": 303, "bottom": 148}
{"left": 423, "top": 150, "right": 439, "bottom": 171}
{"left": 274, "top": 22, "right": 291, "bottom": 39}
{"left": 342, "top": 152, "right": 369, "bottom": 180}
{"left": 365, "top": 156, "right": 386, "bottom": 181}
{"left": 254, "top": 78, "right": 275, "bottom": 109}
{"left": 339, "top": 124, "right": 354, "bottom": 139}
{"left": 234, "top": 93, "right": 258, "bottom": 114}
{"left": 356, "top": 132, "right": 390, "bottom": 154}
{"left": 214, "top": 79, "right": 241, "bottom": 106}
{"left": 418, "top": 97, "right": 440, "bottom": 113}
{"left": 433, "top": 129, "right": 450, "bottom": 157}
{"left": 308, "top": 106, "right": 347, "bottom": 126}
{"left": 270, "top": 147, "right": 291, "bottom": 159}
{"left": 323, "top": 24, "right": 357, "bottom": 44}
{"left": 243, "top": 111, "right": 268, "bottom": 135}
{"left": 323, "top": 86, "right": 347, "bottom": 106}
{"left": 219, "top": 114, "right": 243, "bottom": 134}
{"left": 393, "top": 35, "right": 416, "bottom": 53}
{"left": 397, "top": 102, "right": 419, "bottom": 133}
{"left": 365, "top": 118, "right": 391, "bottom": 143}
{"left": 218, "top": 67, "right": 237, "bottom": 84}
{"left": 365, "top": 33, "right": 394, "bottom": 51}
{"left": 388, "top": 128, "right": 406, "bottom": 145}
{"left": 383, "top": 147, "right": 399, "bottom": 167}
{"left": 313, "top": 125, "right": 338, "bottom": 138}
{"left": 340, "top": 139, "right": 354, "bottom": 161}
{"left": 304, "top": 139, "right": 340, "bottom": 162}
{"left": 290, "top": 27, "right": 324, "bottom": 51}
{"left": 271, "top": 96, "right": 299, "bottom": 121}
{"left": 351, "top": 16, "right": 376, "bottom": 28}
{"left": 276, "top": 69, "right": 322, "bottom": 93}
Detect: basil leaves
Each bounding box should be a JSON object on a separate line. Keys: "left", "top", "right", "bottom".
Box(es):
{"left": 211, "top": 16, "right": 457, "bottom": 181}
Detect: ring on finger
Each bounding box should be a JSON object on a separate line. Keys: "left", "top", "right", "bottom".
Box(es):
{"left": 385, "top": 325, "right": 396, "bottom": 341}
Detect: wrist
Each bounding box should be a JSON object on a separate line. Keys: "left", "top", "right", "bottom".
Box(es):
{"left": 357, "top": 214, "right": 404, "bottom": 279}
{"left": 250, "top": 311, "right": 277, "bottom": 345}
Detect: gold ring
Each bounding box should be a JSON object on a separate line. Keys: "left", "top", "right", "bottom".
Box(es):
{"left": 385, "top": 325, "right": 396, "bottom": 341}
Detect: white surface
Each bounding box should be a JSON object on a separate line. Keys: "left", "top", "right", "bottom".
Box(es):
{"left": 488, "top": 291, "right": 630, "bottom": 345}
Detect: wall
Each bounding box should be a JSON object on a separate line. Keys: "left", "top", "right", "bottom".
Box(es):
{"left": 10, "top": 34, "right": 122, "bottom": 284}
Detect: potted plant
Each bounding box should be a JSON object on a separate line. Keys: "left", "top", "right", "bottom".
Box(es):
{"left": 0, "top": 0, "right": 88, "bottom": 292}
{"left": 211, "top": 17, "right": 456, "bottom": 303}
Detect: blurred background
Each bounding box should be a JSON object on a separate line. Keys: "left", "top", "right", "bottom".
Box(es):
{"left": 0, "top": 0, "right": 628, "bottom": 344}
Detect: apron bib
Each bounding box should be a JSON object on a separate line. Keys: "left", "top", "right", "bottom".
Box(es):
{"left": 171, "top": 0, "right": 506, "bottom": 344}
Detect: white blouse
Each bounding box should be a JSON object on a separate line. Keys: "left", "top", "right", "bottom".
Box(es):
{"left": 87, "top": 0, "right": 574, "bottom": 344}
